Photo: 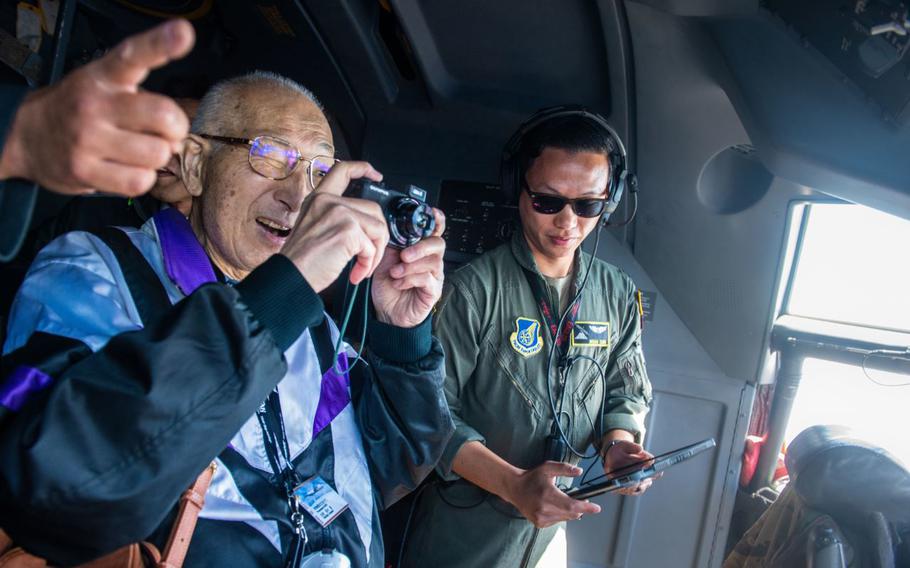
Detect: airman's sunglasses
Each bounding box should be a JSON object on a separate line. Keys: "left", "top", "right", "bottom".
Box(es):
{"left": 523, "top": 185, "right": 609, "bottom": 218}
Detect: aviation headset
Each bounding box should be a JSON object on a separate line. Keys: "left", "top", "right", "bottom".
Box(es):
{"left": 500, "top": 105, "right": 632, "bottom": 226}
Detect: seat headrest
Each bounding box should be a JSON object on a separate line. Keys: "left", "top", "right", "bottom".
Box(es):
{"left": 786, "top": 425, "right": 910, "bottom": 524}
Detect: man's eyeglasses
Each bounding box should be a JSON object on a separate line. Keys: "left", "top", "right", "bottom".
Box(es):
{"left": 198, "top": 134, "right": 338, "bottom": 189}
{"left": 523, "top": 185, "right": 609, "bottom": 218}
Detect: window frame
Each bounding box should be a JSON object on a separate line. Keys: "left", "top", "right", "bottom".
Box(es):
{"left": 750, "top": 200, "right": 910, "bottom": 490}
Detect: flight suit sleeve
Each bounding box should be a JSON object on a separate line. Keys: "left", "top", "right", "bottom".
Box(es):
{"left": 599, "top": 280, "right": 652, "bottom": 445}
{"left": 434, "top": 279, "right": 487, "bottom": 480}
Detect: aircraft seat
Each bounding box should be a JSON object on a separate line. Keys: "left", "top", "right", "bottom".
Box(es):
{"left": 724, "top": 425, "right": 909, "bottom": 568}
{"left": 786, "top": 425, "right": 910, "bottom": 568}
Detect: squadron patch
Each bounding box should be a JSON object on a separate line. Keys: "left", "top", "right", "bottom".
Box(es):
{"left": 510, "top": 317, "right": 543, "bottom": 357}
{"left": 571, "top": 321, "right": 611, "bottom": 348}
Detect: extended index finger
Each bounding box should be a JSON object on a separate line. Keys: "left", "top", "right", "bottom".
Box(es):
{"left": 399, "top": 235, "right": 445, "bottom": 264}
{"left": 317, "top": 160, "right": 383, "bottom": 197}
{"left": 94, "top": 20, "right": 195, "bottom": 88}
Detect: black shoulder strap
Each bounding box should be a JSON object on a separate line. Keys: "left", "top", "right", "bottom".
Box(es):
{"left": 310, "top": 317, "right": 335, "bottom": 375}
{"left": 90, "top": 227, "right": 172, "bottom": 328}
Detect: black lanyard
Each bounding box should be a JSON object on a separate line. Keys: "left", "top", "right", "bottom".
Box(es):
{"left": 255, "top": 317, "right": 337, "bottom": 567}
{"left": 519, "top": 266, "right": 582, "bottom": 362}
{"left": 255, "top": 316, "right": 335, "bottom": 491}
{"left": 256, "top": 389, "right": 311, "bottom": 567}
{"left": 255, "top": 389, "right": 299, "bottom": 491}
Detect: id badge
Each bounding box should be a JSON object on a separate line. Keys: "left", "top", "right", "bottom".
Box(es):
{"left": 292, "top": 476, "right": 350, "bottom": 528}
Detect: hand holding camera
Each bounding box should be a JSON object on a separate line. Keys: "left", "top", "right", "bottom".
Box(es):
{"left": 344, "top": 179, "right": 444, "bottom": 328}
{"left": 281, "top": 161, "right": 444, "bottom": 327}
{"left": 280, "top": 161, "right": 388, "bottom": 293}
{"left": 370, "top": 204, "right": 445, "bottom": 328}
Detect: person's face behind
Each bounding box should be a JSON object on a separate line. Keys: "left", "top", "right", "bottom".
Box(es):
{"left": 151, "top": 154, "right": 188, "bottom": 207}
{"left": 150, "top": 98, "right": 199, "bottom": 214}
{"left": 518, "top": 147, "right": 610, "bottom": 274}
{"left": 187, "top": 88, "right": 334, "bottom": 280}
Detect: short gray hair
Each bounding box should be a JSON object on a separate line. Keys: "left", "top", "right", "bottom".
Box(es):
{"left": 191, "top": 71, "right": 322, "bottom": 134}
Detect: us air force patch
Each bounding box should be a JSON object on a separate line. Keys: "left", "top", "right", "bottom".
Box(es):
{"left": 510, "top": 317, "right": 543, "bottom": 357}
{"left": 571, "top": 321, "right": 611, "bottom": 348}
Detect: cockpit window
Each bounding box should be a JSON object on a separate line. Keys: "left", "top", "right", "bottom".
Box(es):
{"left": 786, "top": 203, "right": 910, "bottom": 333}
{"left": 785, "top": 357, "right": 910, "bottom": 466}
{"left": 775, "top": 201, "right": 910, "bottom": 469}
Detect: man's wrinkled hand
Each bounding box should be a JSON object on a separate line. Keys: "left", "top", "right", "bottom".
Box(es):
{"left": 0, "top": 20, "right": 195, "bottom": 196}
{"left": 281, "top": 161, "right": 387, "bottom": 293}
{"left": 371, "top": 208, "right": 445, "bottom": 328}
{"left": 505, "top": 461, "right": 601, "bottom": 529}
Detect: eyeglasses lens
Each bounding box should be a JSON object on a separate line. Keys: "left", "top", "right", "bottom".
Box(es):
{"left": 249, "top": 136, "right": 298, "bottom": 179}
{"left": 309, "top": 156, "right": 335, "bottom": 189}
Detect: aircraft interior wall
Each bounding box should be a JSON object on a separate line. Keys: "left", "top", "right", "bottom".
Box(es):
{"left": 629, "top": 3, "right": 819, "bottom": 385}
{"left": 568, "top": 234, "right": 753, "bottom": 568}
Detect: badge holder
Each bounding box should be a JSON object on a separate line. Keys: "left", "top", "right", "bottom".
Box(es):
{"left": 292, "top": 476, "right": 352, "bottom": 568}
{"left": 299, "top": 550, "right": 351, "bottom": 568}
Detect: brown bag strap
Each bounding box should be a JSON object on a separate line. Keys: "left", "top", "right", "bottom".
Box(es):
{"left": 156, "top": 462, "right": 217, "bottom": 568}
{"left": 0, "top": 464, "right": 215, "bottom": 568}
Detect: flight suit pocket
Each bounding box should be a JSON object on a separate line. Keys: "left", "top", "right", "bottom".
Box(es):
{"left": 491, "top": 339, "right": 543, "bottom": 419}
{"left": 618, "top": 347, "right": 651, "bottom": 402}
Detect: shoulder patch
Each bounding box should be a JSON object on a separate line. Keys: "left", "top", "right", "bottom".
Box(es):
{"left": 510, "top": 317, "right": 543, "bottom": 357}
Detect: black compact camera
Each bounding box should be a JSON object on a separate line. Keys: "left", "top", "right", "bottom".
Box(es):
{"left": 345, "top": 180, "right": 436, "bottom": 248}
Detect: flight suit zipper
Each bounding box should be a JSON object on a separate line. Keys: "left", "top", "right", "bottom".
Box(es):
{"left": 519, "top": 526, "right": 541, "bottom": 568}
{"left": 506, "top": 373, "right": 536, "bottom": 410}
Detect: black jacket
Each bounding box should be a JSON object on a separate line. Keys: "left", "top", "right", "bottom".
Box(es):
{"left": 0, "top": 216, "right": 453, "bottom": 566}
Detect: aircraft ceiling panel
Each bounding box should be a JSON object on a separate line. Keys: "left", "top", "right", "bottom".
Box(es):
{"left": 628, "top": 0, "right": 758, "bottom": 17}
{"left": 711, "top": 12, "right": 910, "bottom": 221}
{"left": 389, "top": 0, "right": 612, "bottom": 109}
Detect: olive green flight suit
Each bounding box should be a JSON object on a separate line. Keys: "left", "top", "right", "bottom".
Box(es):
{"left": 403, "top": 232, "right": 652, "bottom": 568}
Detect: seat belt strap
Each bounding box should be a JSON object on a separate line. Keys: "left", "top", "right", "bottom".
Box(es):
{"left": 90, "top": 227, "right": 172, "bottom": 327}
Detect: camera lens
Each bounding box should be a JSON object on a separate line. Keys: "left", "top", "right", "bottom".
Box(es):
{"left": 389, "top": 198, "right": 436, "bottom": 248}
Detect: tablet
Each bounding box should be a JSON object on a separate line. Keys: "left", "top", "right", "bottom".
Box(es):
{"left": 565, "top": 438, "right": 716, "bottom": 500}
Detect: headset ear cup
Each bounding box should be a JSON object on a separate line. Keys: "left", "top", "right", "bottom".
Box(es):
{"left": 600, "top": 170, "right": 626, "bottom": 226}
{"left": 611, "top": 170, "right": 627, "bottom": 211}
{"left": 501, "top": 132, "right": 523, "bottom": 203}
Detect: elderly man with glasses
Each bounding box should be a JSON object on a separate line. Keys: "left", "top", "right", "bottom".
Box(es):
{"left": 0, "top": 71, "right": 452, "bottom": 567}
